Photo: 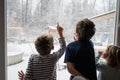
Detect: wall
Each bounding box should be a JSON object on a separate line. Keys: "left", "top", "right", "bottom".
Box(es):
{"left": 0, "top": 0, "right": 7, "bottom": 80}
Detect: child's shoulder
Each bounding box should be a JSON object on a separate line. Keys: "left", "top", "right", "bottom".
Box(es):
{"left": 99, "top": 58, "right": 107, "bottom": 64}
{"left": 68, "top": 41, "right": 79, "bottom": 47}
{"left": 67, "top": 40, "right": 92, "bottom": 48}
{"left": 98, "top": 58, "right": 115, "bottom": 70}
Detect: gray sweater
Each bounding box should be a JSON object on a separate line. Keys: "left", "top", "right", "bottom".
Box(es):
{"left": 96, "top": 56, "right": 120, "bottom": 80}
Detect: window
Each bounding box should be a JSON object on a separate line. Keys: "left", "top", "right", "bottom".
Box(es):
{"left": 7, "top": 0, "right": 117, "bottom": 80}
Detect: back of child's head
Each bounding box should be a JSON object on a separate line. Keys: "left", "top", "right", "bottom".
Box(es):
{"left": 103, "top": 45, "right": 120, "bottom": 68}
{"left": 76, "top": 18, "right": 96, "bottom": 40}
{"left": 34, "top": 34, "right": 53, "bottom": 56}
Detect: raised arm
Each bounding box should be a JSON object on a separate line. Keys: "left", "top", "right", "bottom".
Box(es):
{"left": 53, "top": 23, "right": 66, "bottom": 60}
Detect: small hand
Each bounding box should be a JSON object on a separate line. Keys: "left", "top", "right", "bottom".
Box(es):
{"left": 57, "top": 23, "right": 63, "bottom": 33}
{"left": 73, "top": 33, "right": 78, "bottom": 41}
{"left": 18, "top": 70, "right": 24, "bottom": 80}
{"left": 56, "top": 23, "right": 63, "bottom": 38}
{"left": 98, "top": 50, "right": 105, "bottom": 55}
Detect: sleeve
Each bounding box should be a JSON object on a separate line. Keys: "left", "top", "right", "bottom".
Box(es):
{"left": 24, "top": 54, "right": 34, "bottom": 80}
{"left": 53, "top": 37, "right": 66, "bottom": 61}
{"left": 96, "top": 58, "right": 105, "bottom": 71}
{"left": 95, "top": 54, "right": 102, "bottom": 64}
{"left": 64, "top": 45, "right": 74, "bottom": 63}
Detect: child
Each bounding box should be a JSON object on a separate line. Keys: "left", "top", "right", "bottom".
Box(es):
{"left": 18, "top": 23, "right": 66, "bottom": 80}
{"left": 96, "top": 45, "right": 120, "bottom": 80}
{"left": 64, "top": 18, "right": 97, "bottom": 80}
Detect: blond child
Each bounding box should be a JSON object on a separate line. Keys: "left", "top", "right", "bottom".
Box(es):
{"left": 18, "top": 23, "right": 66, "bottom": 80}
{"left": 96, "top": 45, "right": 120, "bottom": 80}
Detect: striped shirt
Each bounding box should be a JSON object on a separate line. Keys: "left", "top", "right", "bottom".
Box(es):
{"left": 24, "top": 38, "right": 66, "bottom": 80}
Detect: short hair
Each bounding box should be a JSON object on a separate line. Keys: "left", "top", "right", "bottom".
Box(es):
{"left": 103, "top": 45, "right": 120, "bottom": 68}
{"left": 34, "top": 34, "right": 53, "bottom": 56}
{"left": 76, "top": 18, "right": 96, "bottom": 40}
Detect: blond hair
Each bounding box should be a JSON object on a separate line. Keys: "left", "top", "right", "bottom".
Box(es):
{"left": 34, "top": 34, "right": 53, "bottom": 56}
{"left": 76, "top": 18, "right": 96, "bottom": 40}
{"left": 103, "top": 45, "right": 120, "bottom": 68}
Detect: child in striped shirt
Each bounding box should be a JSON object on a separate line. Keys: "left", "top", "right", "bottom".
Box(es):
{"left": 18, "top": 23, "right": 66, "bottom": 80}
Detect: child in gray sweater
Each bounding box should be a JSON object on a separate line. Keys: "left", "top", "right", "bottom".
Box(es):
{"left": 96, "top": 45, "right": 120, "bottom": 80}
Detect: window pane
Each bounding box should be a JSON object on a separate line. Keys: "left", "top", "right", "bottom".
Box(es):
{"left": 7, "top": 0, "right": 116, "bottom": 80}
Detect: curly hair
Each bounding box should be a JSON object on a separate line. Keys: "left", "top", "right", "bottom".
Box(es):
{"left": 103, "top": 45, "right": 120, "bottom": 68}
{"left": 76, "top": 18, "right": 96, "bottom": 40}
{"left": 34, "top": 34, "right": 53, "bottom": 56}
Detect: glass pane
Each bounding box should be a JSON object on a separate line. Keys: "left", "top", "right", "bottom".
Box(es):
{"left": 7, "top": 0, "right": 116, "bottom": 80}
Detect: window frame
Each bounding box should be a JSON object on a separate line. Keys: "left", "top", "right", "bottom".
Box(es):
{"left": 0, "top": 0, "right": 7, "bottom": 80}
{"left": 114, "top": 0, "right": 120, "bottom": 46}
